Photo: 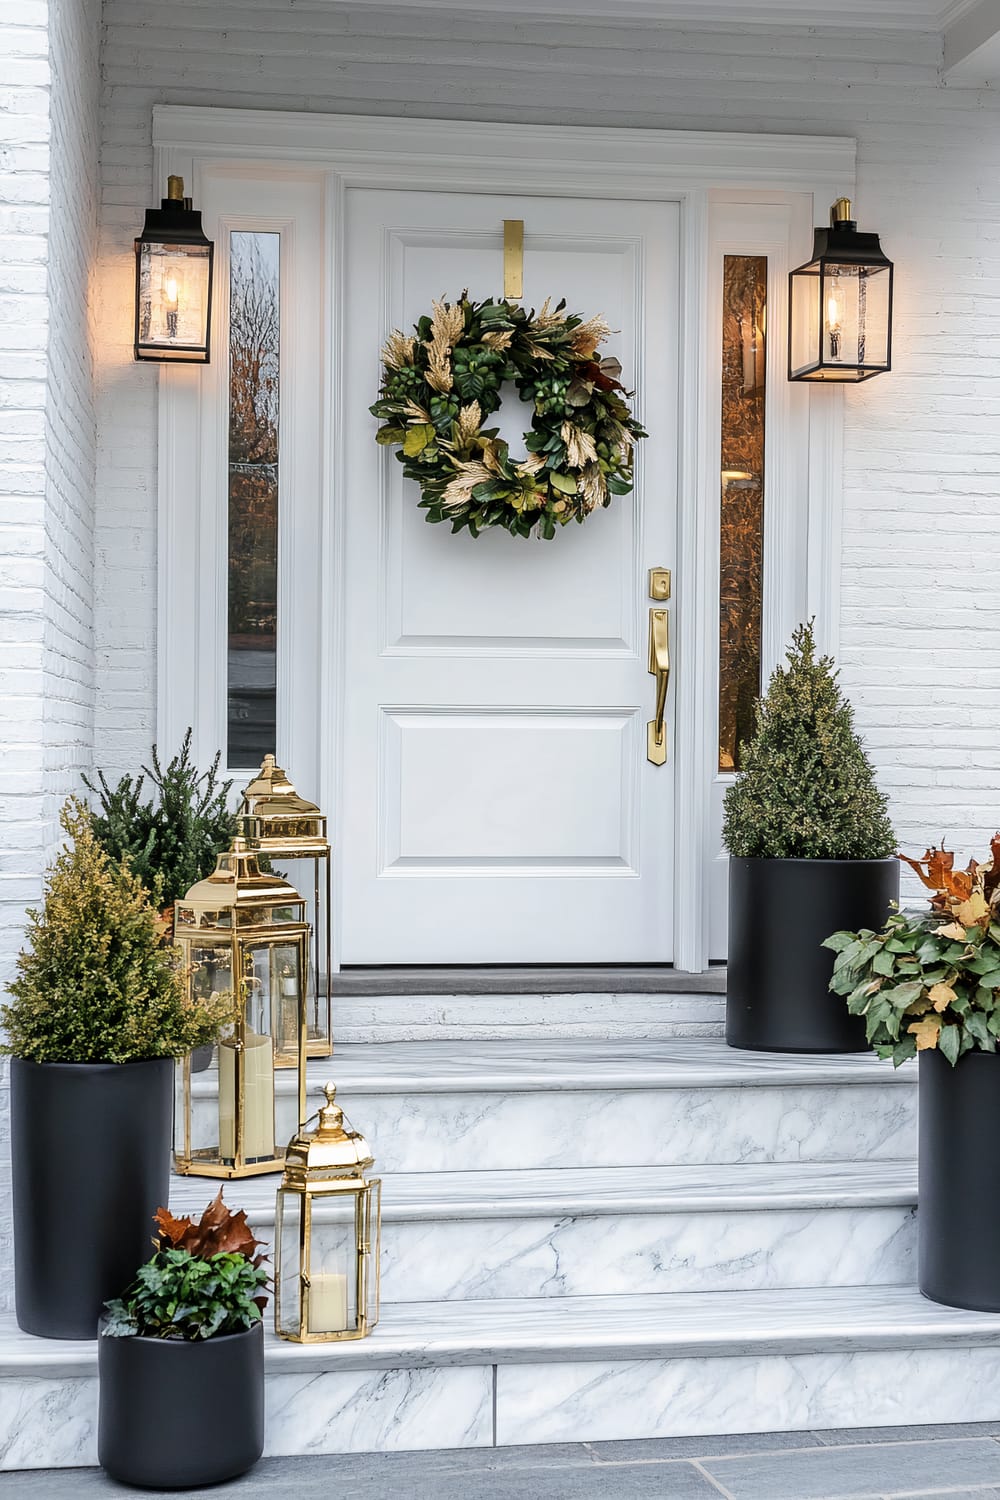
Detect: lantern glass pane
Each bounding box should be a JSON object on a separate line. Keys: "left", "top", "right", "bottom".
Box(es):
{"left": 308, "top": 1196, "right": 360, "bottom": 1335}
{"left": 821, "top": 262, "right": 890, "bottom": 371}
{"left": 137, "top": 241, "right": 211, "bottom": 356}
{"left": 190, "top": 942, "right": 234, "bottom": 1010}
{"left": 270, "top": 940, "right": 303, "bottom": 1060}
{"left": 789, "top": 265, "right": 822, "bottom": 378}
{"left": 275, "top": 1190, "right": 303, "bottom": 1337}
{"left": 366, "top": 1179, "right": 382, "bottom": 1328}
{"left": 227, "top": 230, "right": 280, "bottom": 769}
{"left": 718, "top": 254, "right": 767, "bottom": 774}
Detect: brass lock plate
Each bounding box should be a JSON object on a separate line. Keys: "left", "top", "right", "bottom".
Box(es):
{"left": 648, "top": 568, "right": 671, "bottom": 601}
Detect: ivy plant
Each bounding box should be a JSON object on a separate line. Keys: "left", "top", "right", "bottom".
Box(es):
{"left": 104, "top": 1192, "right": 269, "bottom": 1341}
{"left": 722, "top": 621, "right": 896, "bottom": 860}
{"left": 826, "top": 837, "right": 1000, "bottom": 1067}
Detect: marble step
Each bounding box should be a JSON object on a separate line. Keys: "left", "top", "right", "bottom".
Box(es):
{"left": 7, "top": 1284, "right": 1000, "bottom": 1466}
{"left": 170, "top": 1161, "right": 918, "bottom": 1300}
{"left": 188, "top": 1037, "right": 917, "bottom": 1171}
{"left": 332, "top": 991, "right": 726, "bottom": 1042}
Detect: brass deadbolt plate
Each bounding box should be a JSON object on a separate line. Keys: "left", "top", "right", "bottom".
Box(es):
{"left": 648, "top": 568, "right": 671, "bottom": 601}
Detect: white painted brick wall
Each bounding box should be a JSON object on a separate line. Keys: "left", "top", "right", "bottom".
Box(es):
{"left": 94, "top": 2, "right": 1000, "bottom": 870}
{"left": 0, "top": 0, "right": 101, "bottom": 1312}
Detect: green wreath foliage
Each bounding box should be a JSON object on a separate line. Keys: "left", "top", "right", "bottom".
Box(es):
{"left": 370, "top": 294, "right": 647, "bottom": 539}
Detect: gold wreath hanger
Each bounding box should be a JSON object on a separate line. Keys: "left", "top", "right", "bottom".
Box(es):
{"left": 503, "top": 219, "right": 524, "bottom": 300}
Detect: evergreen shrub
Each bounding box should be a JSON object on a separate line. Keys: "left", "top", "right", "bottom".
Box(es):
{"left": 722, "top": 621, "right": 896, "bottom": 861}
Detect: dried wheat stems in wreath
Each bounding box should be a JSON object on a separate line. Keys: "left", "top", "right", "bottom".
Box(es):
{"left": 370, "top": 293, "right": 647, "bottom": 539}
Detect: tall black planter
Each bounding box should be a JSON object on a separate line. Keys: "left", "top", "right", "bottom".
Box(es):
{"left": 727, "top": 856, "right": 899, "bottom": 1053}
{"left": 11, "top": 1056, "right": 173, "bottom": 1339}
{"left": 919, "top": 1048, "right": 1000, "bottom": 1311}
{"left": 98, "top": 1321, "right": 265, "bottom": 1489}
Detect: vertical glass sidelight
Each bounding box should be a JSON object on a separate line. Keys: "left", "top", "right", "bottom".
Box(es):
{"left": 227, "top": 232, "right": 280, "bottom": 767}
{"left": 718, "top": 255, "right": 767, "bottom": 773}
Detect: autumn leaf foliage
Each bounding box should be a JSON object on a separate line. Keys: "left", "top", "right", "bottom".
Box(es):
{"left": 103, "top": 1192, "right": 270, "bottom": 1341}
{"left": 722, "top": 621, "right": 896, "bottom": 860}
{"left": 826, "top": 835, "right": 1000, "bottom": 1067}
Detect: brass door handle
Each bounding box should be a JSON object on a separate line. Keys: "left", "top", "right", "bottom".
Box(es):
{"left": 647, "top": 608, "right": 669, "bottom": 765}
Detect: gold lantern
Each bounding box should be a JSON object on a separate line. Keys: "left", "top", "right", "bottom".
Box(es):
{"left": 173, "top": 838, "right": 310, "bottom": 1179}
{"left": 275, "top": 1084, "right": 381, "bottom": 1343}
{"left": 240, "top": 756, "right": 332, "bottom": 1060}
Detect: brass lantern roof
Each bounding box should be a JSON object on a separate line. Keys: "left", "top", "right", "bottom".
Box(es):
{"left": 240, "top": 754, "right": 329, "bottom": 855}
{"left": 176, "top": 837, "right": 306, "bottom": 926}
{"left": 281, "top": 1084, "right": 375, "bottom": 1185}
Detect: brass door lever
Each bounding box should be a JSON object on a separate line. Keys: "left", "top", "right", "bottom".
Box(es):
{"left": 647, "top": 607, "right": 670, "bottom": 766}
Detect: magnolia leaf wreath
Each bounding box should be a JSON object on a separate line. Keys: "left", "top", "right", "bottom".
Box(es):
{"left": 370, "top": 293, "right": 647, "bottom": 539}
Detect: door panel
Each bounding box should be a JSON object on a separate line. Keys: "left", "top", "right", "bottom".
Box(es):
{"left": 340, "top": 189, "right": 678, "bottom": 962}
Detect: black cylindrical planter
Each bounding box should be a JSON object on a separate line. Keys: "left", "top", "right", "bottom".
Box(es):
{"left": 98, "top": 1321, "right": 265, "bottom": 1489}
{"left": 919, "top": 1048, "right": 1000, "bottom": 1310}
{"left": 727, "top": 856, "right": 899, "bottom": 1053}
{"left": 11, "top": 1055, "right": 173, "bottom": 1339}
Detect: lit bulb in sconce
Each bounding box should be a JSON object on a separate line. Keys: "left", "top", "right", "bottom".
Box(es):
{"left": 826, "top": 280, "right": 844, "bottom": 361}
{"left": 163, "top": 270, "right": 180, "bottom": 338}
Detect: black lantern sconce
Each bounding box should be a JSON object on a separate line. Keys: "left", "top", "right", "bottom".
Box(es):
{"left": 134, "top": 175, "right": 214, "bottom": 364}
{"left": 788, "top": 198, "right": 893, "bottom": 383}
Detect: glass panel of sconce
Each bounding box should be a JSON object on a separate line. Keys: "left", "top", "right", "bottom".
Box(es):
{"left": 719, "top": 254, "right": 767, "bottom": 774}
{"left": 227, "top": 231, "right": 280, "bottom": 769}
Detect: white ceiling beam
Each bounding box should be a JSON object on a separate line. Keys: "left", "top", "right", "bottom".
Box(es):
{"left": 942, "top": 0, "right": 1000, "bottom": 79}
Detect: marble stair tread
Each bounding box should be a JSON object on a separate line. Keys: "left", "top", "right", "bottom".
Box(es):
{"left": 5, "top": 1285, "right": 1000, "bottom": 1379}
{"left": 169, "top": 1160, "right": 918, "bottom": 1223}
{"left": 192, "top": 1037, "right": 916, "bottom": 1096}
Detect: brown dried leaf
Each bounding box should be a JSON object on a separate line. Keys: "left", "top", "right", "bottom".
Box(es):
{"left": 908, "top": 1015, "right": 942, "bottom": 1051}
{"left": 155, "top": 1189, "right": 266, "bottom": 1263}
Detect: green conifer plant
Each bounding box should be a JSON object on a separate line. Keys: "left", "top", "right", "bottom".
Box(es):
{"left": 1, "top": 799, "right": 233, "bottom": 1064}
{"left": 84, "top": 730, "right": 238, "bottom": 911}
{"left": 722, "top": 621, "right": 896, "bottom": 861}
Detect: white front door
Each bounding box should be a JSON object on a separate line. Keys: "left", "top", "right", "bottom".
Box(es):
{"left": 340, "top": 190, "right": 679, "bottom": 963}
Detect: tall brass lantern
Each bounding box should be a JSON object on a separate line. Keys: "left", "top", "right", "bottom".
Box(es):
{"left": 275, "top": 1084, "right": 381, "bottom": 1343}
{"left": 240, "top": 756, "right": 332, "bottom": 1060}
{"left": 173, "top": 838, "right": 309, "bottom": 1179}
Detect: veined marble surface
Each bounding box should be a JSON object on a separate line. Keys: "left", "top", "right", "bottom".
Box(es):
{"left": 171, "top": 1162, "right": 918, "bottom": 1302}
{"left": 5, "top": 1287, "right": 1000, "bottom": 1379}
{"left": 170, "top": 1161, "right": 918, "bottom": 1222}
{"left": 190, "top": 1037, "right": 916, "bottom": 1097}
{"left": 496, "top": 1346, "right": 1000, "bottom": 1445}
{"left": 190, "top": 1081, "right": 918, "bottom": 1173}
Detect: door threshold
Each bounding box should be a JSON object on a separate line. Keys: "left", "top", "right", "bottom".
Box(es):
{"left": 333, "top": 966, "right": 726, "bottom": 998}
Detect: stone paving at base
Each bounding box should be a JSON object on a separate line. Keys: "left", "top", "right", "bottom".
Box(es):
{"left": 5, "top": 1424, "right": 1000, "bottom": 1498}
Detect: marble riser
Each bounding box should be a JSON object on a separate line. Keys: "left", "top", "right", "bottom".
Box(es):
{"left": 11, "top": 1340, "right": 1000, "bottom": 1467}
{"left": 214, "top": 1201, "right": 918, "bottom": 1301}
{"left": 187, "top": 1079, "right": 916, "bottom": 1171}
{"left": 332, "top": 993, "right": 725, "bottom": 1043}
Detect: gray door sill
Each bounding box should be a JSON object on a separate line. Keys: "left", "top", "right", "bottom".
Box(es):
{"left": 333, "top": 966, "right": 727, "bottom": 997}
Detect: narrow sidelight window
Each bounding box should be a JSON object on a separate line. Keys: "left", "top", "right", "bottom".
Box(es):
{"left": 718, "top": 254, "right": 767, "bottom": 773}
{"left": 227, "top": 231, "right": 280, "bottom": 768}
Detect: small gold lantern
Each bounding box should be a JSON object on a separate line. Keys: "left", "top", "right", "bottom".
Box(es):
{"left": 275, "top": 1084, "right": 381, "bottom": 1342}
{"left": 240, "top": 756, "right": 332, "bottom": 1060}
{"left": 173, "top": 838, "right": 310, "bottom": 1179}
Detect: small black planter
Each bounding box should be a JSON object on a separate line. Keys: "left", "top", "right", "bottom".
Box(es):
{"left": 190, "top": 1044, "right": 214, "bottom": 1073}
{"left": 98, "top": 1321, "right": 265, "bottom": 1489}
{"left": 11, "top": 1055, "right": 173, "bottom": 1339}
{"left": 727, "top": 856, "right": 899, "bottom": 1053}
{"left": 919, "top": 1047, "right": 1000, "bottom": 1311}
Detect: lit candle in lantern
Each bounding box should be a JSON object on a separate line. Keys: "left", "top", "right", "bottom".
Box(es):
{"left": 308, "top": 1272, "right": 349, "bottom": 1333}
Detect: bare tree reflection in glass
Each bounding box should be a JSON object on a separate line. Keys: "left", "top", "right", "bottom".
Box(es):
{"left": 228, "top": 232, "right": 280, "bottom": 768}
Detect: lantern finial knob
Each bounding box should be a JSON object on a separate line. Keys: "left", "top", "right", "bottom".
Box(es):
{"left": 317, "top": 1082, "right": 345, "bottom": 1136}
{"left": 830, "top": 196, "right": 853, "bottom": 226}
{"left": 167, "top": 174, "right": 184, "bottom": 201}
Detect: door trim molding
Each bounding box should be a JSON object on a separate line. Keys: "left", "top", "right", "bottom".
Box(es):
{"left": 153, "top": 107, "right": 855, "bottom": 972}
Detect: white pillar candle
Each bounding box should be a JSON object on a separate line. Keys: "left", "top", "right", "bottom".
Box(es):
{"left": 308, "top": 1272, "right": 349, "bottom": 1334}
{"left": 218, "top": 1031, "right": 275, "bottom": 1162}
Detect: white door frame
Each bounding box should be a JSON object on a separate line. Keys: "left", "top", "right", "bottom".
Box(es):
{"left": 152, "top": 106, "right": 853, "bottom": 973}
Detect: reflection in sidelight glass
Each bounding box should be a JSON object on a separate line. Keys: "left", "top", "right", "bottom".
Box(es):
{"left": 719, "top": 255, "right": 767, "bottom": 773}
{"left": 228, "top": 232, "right": 280, "bottom": 767}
